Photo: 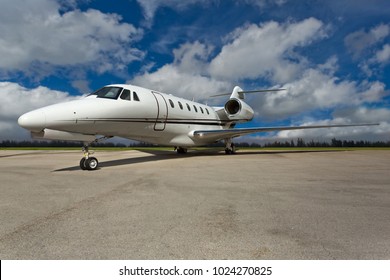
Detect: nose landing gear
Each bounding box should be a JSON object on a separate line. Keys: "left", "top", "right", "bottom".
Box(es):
{"left": 80, "top": 145, "right": 99, "bottom": 170}
{"left": 79, "top": 136, "right": 112, "bottom": 170}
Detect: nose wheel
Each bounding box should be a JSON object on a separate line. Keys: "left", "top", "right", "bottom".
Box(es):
{"left": 80, "top": 144, "right": 99, "bottom": 170}
{"left": 78, "top": 136, "right": 112, "bottom": 170}
{"left": 80, "top": 156, "right": 99, "bottom": 170}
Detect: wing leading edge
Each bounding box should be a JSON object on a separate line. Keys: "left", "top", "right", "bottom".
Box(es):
{"left": 192, "top": 123, "right": 379, "bottom": 142}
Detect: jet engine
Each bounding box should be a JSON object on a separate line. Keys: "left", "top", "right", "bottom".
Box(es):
{"left": 224, "top": 98, "right": 254, "bottom": 122}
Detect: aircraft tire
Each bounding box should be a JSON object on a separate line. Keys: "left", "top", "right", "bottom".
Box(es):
{"left": 80, "top": 158, "right": 87, "bottom": 170}
{"left": 85, "top": 157, "right": 99, "bottom": 170}
{"left": 177, "top": 147, "right": 187, "bottom": 154}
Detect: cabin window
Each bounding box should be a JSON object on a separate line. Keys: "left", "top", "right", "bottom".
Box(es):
{"left": 193, "top": 105, "right": 198, "bottom": 113}
{"left": 89, "top": 86, "right": 123, "bottom": 100}
{"left": 186, "top": 103, "right": 191, "bottom": 111}
{"left": 205, "top": 108, "right": 209, "bottom": 115}
{"left": 200, "top": 107, "right": 204, "bottom": 114}
{"left": 169, "top": 99, "right": 174, "bottom": 108}
{"left": 178, "top": 101, "right": 183, "bottom": 110}
{"left": 120, "top": 89, "right": 131, "bottom": 101}
{"left": 133, "top": 92, "right": 140, "bottom": 101}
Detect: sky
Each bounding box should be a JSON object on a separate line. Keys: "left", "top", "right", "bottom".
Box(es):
{"left": 1, "top": 0, "right": 390, "bottom": 143}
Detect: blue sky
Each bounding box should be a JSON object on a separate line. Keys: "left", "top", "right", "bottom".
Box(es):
{"left": 1, "top": 0, "right": 390, "bottom": 142}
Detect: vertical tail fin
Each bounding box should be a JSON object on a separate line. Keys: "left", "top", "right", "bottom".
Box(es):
{"left": 230, "top": 86, "right": 245, "bottom": 100}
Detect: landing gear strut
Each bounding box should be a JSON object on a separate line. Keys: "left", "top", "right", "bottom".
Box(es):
{"left": 224, "top": 138, "right": 236, "bottom": 155}
{"left": 175, "top": 146, "right": 188, "bottom": 154}
{"left": 79, "top": 136, "right": 111, "bottom": 170}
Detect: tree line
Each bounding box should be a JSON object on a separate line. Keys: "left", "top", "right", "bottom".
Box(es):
{"left": 1, "top": 138, "right": 390, "bottom": 148}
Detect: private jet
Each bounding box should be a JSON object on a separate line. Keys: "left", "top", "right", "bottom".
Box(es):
{"left": 18, "top": 84, "right": 377, "bottom": 170}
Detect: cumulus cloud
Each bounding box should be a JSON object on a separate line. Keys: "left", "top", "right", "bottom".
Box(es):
{"left": 136, "top": 0, "right": 210, "bottom": 25}
{"left": 344, "top": 24, "right": 389, "bottom": 59}
{"left": 272, "top": 116, "right": 390, "bottom": 142}
{"left": 0, "top": 82, "right": 74, "bottom": 140}
{"left": 131, "top": 18, "right": 327, "bottom": 98}
{"left": 253, "top": 71, "right": 354, "bottom": 120}
{"left": 0, "top": 0, "right": 143, "bottom": 77}
{"left": 251, "top": 58, "right": 387, "bottom": 121}
{"left": 345, "top": 24, "right": 390, "bottom": 76}
{"left": 250, "top": 73, "right": 389, "bottom": 141}
{"left": 243, "top": 0, "right": 288, "bottom": 8}
{"left": 130, "top": 41, "right": 231, "bottom": 99}
{"left": 131, "top": 64, "right": 231, "bottom": 100}
{"left": 130, "top": 17, "right": 389, "bottom": 142}
{"left": 71, "top": 80, "right": 92, "bottom": 94}
{"left": 209, "top": 18, "right": 326, "bottom": 83}
{"left": 136, "top": 0, "right": 288, "bottom": 26}
{"left": 333, "top": 107, "right": 390, "bottom": 124}
{"left": 373, "top": 44, "right": 390, "bottom": 64}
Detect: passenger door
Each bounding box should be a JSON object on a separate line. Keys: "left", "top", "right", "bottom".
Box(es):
{"left": 151, "top": 91, "right": 168, "bottom": 131}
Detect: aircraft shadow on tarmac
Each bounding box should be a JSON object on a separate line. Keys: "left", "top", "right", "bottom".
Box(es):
{"left": 52, "top": 148, "right": 345, "bottom": 172}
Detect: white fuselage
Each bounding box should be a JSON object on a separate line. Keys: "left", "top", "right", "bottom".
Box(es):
{"left": 18, "top": 84, "right": 239, "bottom": 146}
{"left": 18, "top": 83, "right": 378, "bottom": 152}
{"left": 18, "top": 84, "right": 377, "bottom": 171}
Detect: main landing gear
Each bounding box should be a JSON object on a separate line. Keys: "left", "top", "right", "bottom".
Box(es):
{"left": 79, "top": 136, "right": 112, "bottom": 171}
{"left": 174, "top": 141, "right": 236, "bottom": 155}
{"left": 174, "top": 147, "right": 188, "bottom": 154}
{"left": 224, "top": 138, "right": 236, "bottom": 155}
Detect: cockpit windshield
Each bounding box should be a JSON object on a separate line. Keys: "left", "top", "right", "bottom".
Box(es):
{"left": 89, "top": 87, "right": 123, "bottom": 99}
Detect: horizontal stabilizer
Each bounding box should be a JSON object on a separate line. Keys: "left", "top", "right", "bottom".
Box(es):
{"left": 210, "top": 88, "right": 285, "bottom": 98}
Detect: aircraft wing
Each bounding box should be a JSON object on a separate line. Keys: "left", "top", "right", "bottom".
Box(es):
{"left": 192, "top": 123, "right": 379, "bottom": 142}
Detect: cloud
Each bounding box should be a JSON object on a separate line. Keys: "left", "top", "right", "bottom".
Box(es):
{"left": 209, "top": 18, "right": 327, "bottom": 83}
{"left": 130, "top": 41, "right": 231, "bottom": 99}
{"left": 131, "top": 18, "right": 327, "bottom": 97}
{"left": 0, "top": 0, "right": 143, "bottom": 78}
{"left": 131, "top": 64, "right": 231, "bottom": 101}
{"left": 251, "top": 58, "right": 387, "bottom": 121}
{"left": 273, "top": 116, "right": 390, "bottom": 142}
{"left": 131, "top": 17, "right": 389, "bottom": 142}
{"left": 344, "top": 23, "right": 390, "bottom": 76}
{"left": 0, "top": 82, "right": 74, "bottom": 140}
{"left": 373, "top": 44, "right": 390, "bottom": 64}
{"left": 344, "top": 24, "right": 389, "bottom": 59}
{"left": 243, "top": 0, "right": 288, "bottom": 8}
{"left": 333, "top": 107, "right": 390, "bottom": 124}
{"left": 71, "top": 80, "right": 92, "bottom": 94}
{"left": 136, "top": 0, "right": 288, "bottom": 26}
{"left": 172, "top": 41, "right": 213, "bottom": 75}
{"left": 136, "top": 0, "right": 209, "bottom": 25}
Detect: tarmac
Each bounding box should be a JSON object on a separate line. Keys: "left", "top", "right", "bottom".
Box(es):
{"left": 0, "top": 148, "right": 389, "bottom": 259}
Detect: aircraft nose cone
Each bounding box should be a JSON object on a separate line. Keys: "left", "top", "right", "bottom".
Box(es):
{"left": 18, "top": 110, "right": 46, "bottom": 132}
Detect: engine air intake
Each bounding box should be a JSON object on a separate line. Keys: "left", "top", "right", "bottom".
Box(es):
{"left": 225, "top": 99, "right": 241, "bottom": 115}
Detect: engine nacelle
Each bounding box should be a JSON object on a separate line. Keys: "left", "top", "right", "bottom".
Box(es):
{"left": 31, "top": 129, "right": 96, "bottom": 142}
{"left": 224, "top": 98, "right": 254, "bottom": 122}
